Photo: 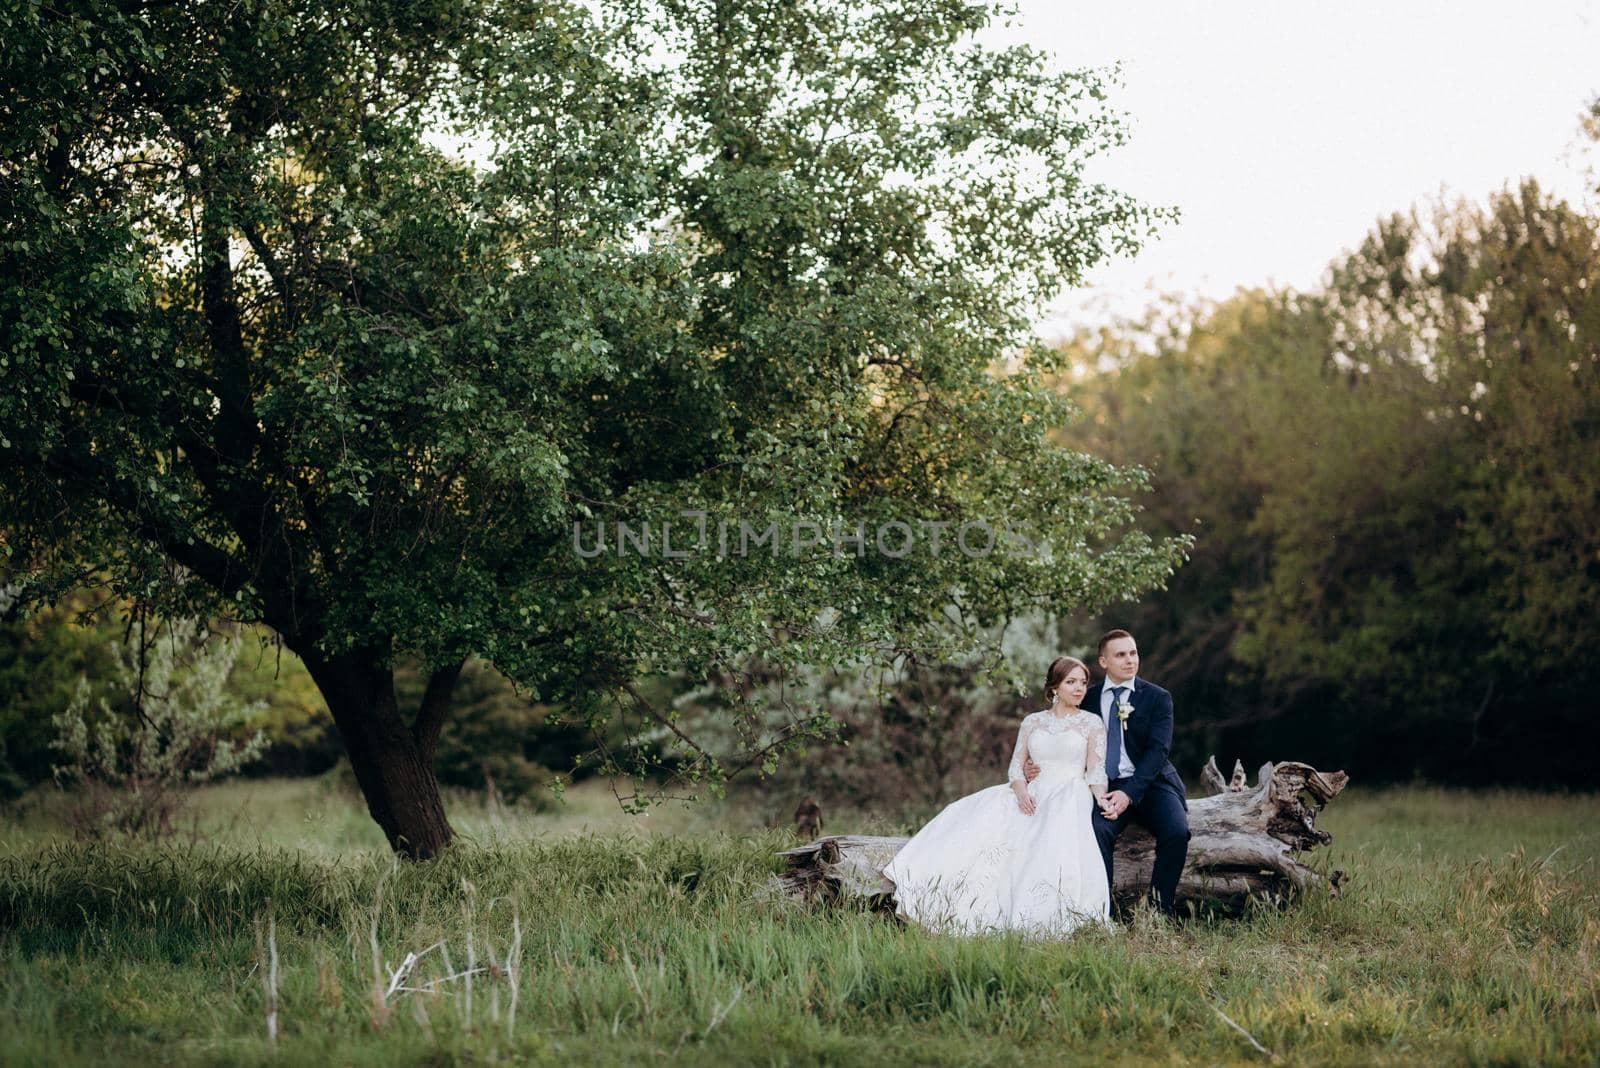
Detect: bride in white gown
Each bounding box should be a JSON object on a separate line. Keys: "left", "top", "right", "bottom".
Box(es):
{"left": 881, "top": 656, "right": 1114, "bottom": 936}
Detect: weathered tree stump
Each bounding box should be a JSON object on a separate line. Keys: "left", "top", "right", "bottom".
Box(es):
{"left": 772, "top": 758, "right": 1348, "bottom": 913}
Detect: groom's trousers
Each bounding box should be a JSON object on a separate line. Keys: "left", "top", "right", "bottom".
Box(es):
{"left": 1092, "top": 779, "right": 1190, "bottom": 916}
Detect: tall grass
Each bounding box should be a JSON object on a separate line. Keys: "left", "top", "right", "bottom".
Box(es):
{"left": 1, "top": 783, "right": 1597, "bottom": 1065}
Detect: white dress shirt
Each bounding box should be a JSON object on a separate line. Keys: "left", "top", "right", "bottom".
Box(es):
{"left": 1099, "top": 676, "right": 1138, "bottom": 779}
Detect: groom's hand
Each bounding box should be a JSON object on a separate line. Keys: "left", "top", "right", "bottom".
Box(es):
{"left": 1023, "top": 756, "right": 1040, "bottom": 782}
{"left": 1101, "top": 790, "right": 1131, "bottom": 818}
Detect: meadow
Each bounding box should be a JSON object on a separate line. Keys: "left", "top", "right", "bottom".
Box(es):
{"left": 1, "top": 777, "right": 1596, "bottom": 1066}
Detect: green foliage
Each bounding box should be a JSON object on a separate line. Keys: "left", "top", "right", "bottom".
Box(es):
{"left": 1061, "top": 181, "right": 1600, "bottom": 784}
{"left": 666, "top": 611, "right": 1073, "bottom": 814}
{"left": 224, "top": 627, "right": 344, "bottom": 775}
{"left": 395, "top": 658, "right": 608, "bottom": 806}
{"left": 0, "top": 587, "right": 124, "bottom": 795}
{"left": 50, "top": 617, "right": 268, "bottom": 838}
{"left": 1, "top": 602, "right": 336, "bottom": 787}
{"left": 0, "top": 783, "right": 1596, "bottom": 1064}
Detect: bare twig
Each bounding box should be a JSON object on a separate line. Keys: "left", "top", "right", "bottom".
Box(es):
{"left": 1209, "top": 1001, "right": 1278, "bottom": 1061}
{"left": 704, "top": 984, "right": 743, "bottom": 1036}
{"left": 368, "top": 878, "right": 389, "bottom": 1030}
{"left": 463, "top": 880, "right": 476, "bottom": 1025}
{"left": 394, "top": 966, "right": 487, "bottom": 994}
{"left": 507, "top": 906, "right": 522, "bottom": 1039}
{"left": 382, "top": 941, "right": 444, "bottom": 1000}
{"left": 255, "top": 910, "right": 280, "bottom": 1049}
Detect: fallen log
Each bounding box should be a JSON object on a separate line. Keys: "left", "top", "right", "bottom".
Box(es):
{"left": 773, "top": 758, "right": 1348, "bottom": 913}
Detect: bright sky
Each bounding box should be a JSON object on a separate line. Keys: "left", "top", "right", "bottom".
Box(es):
{"left": 989, "top": 1, "right": 1600, "bottom": 335}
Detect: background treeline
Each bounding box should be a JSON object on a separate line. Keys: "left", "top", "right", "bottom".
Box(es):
{"left": 1060, "top": 180, "right": 1598, "bottom": 787}
{"left": 4, "top": 180, "right": 1596, "bottom": 804}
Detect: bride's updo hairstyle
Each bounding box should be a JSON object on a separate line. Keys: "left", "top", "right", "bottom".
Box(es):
{"left": 1044, "top": 655, "right": 1090, "bottom": 702}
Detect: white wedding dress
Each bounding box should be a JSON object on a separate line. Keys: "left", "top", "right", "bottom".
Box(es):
{"left": 880, "top": 708, "right": 1113, "bottom": 937}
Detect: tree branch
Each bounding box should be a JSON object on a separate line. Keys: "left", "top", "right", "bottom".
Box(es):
{"left": 44, "top": 444, "right": 252, "bottom": 601}
{"left": 239, "top": 219, "right": 297, "bottom": 327}
{"left": 413, "top": 660, "right": 465, "bottom": 764}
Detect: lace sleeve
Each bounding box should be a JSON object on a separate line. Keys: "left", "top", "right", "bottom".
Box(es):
{"left": 1006, "top": 713, "right": 1037, "bottom": 784}
{"left": 1085, "top": 716, "right": 1108, "bottom": 789}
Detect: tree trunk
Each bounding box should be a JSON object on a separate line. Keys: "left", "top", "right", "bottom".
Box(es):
{"left": 772, "top": 757, "right": 1348, "bottom": 914}
{"left": 300, "top": 646, "right": 456, "bottom": 859}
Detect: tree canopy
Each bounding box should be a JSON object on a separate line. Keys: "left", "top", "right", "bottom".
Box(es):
{"left": 1, "top": 0, "right": 1186, "bottom": 853}
{"left": 1061, "top": 180, "right": 1599, "bottom": 784}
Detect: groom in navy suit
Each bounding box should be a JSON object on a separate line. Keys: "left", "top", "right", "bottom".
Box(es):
{"left": 1028, "top": 628, "right": 1190, "bottom": 916}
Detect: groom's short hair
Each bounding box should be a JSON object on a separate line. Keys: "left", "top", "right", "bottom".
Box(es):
{"left": 1097, "top": 628, "right": 1133, "bottom": 654}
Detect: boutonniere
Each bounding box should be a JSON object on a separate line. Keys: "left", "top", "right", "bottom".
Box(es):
{"left": 1115, "top": 696, "right": 1134, "bottom": 725}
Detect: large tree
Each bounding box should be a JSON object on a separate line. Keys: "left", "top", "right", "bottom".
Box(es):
{"left": 1, "top": 0, "right": 1185, "bottom": 855}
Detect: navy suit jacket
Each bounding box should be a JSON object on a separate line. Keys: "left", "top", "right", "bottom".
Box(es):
{"left": 1087, "top": 676, "right": 1188, "bottom": 810}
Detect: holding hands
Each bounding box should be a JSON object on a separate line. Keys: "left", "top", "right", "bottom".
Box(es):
{"left": 1099, "top": 789, "right": 1131, "bottom": 820}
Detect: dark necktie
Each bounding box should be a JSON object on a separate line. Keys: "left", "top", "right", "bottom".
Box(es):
{"left": 1105, "top": 686, "right": 1127, "bottom": 781}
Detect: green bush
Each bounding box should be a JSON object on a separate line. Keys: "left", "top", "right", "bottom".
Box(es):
{"left": 50, "top": 618, "right": 268, "bottom": 839}
{"left": 397, "top": 658, "right": 603, "bottom": 807}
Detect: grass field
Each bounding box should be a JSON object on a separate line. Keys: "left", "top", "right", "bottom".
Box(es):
{"left": 2, "top": 777, "right": 1597, "bottom": 1066}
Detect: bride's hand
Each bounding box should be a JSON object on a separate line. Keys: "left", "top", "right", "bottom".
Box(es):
{"left": 1014, "top": 789, "right": 1036, "bottom": 816}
